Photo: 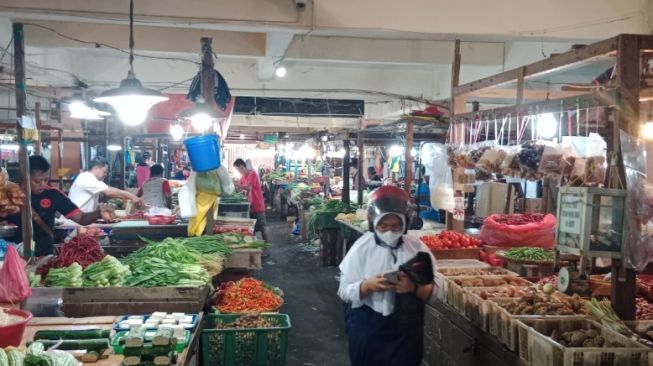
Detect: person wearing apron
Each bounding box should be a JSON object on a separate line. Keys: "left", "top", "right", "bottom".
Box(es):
{"left": 338, "top": 186, "right": 442, "bottom": 366}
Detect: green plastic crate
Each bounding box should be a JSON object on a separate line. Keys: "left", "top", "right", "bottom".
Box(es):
{"left": 200, "top": 314, "right": 291, "bottom": 366}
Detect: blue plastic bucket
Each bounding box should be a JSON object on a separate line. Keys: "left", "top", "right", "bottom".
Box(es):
{"left": 184, "top": 134, "right": 221, "bottom": 172}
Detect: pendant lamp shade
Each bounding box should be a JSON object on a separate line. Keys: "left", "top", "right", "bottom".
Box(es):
{"left": 94, "top": 70, "right": 168, "bottom": 126}
{"left": 93, "top": 0, "right": 168, "bottom": 126}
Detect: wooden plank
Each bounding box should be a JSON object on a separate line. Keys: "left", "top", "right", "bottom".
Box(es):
{"left": 515, "top": 68, "right": 525, "bottom": 105}
{"left": 61, "top": 302, "right": 204, "bottom": 317}
{"left": 452, "top": 90, "right": 616, "bottom": 121}
{"left": 455, "top": 36, "right": 618, "bottom": 96}
{"left": 62, "top": 286, "right": 208, "bottom": 302}
{"left": 468, "top": 88, "right": 589, "bottom": 101}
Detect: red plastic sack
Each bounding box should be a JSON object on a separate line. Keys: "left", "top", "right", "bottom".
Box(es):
{"left": 479, "top": 214, "right": 556, "bottom": 248}
{"left": 0, "top": 245, "right": 32, "bottom": 303}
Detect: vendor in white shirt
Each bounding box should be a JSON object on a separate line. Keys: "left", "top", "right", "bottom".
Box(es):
{"left": 338, "top": 185, "right": 441, "bottom": 366}
{"left": 69, "top": 157, "right": 141, "bottom": 213}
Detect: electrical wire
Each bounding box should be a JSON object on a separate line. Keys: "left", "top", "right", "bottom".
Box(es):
{"left": 22, "top": 23, "right": 200, "bottom": 65}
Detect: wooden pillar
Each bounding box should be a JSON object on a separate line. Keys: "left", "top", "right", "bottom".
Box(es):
{"left": 357, "top": 127, "right": 364, "bottom": 206}
{"left": 58, "top": 127, "right": 64, "bottom": 190}
{"left": 200, "top": 37, "right": 217, "bottom": 136}
{"left": 342, "top": 139, "right": 350, "bottom": 205}
{"left": 13, "top": 23, "right": 34, "bottom": 257}
{"left": 612, "top": 34, "right": 641, "bottom": 321}
{"left": 447, "top": 39, "right": 465, "bottom": 232}
{"left": 405, "top": 121, "right": 414, "bottom": 196}
{"left": 120, "top": 136, "right": 126, "bottom": 189}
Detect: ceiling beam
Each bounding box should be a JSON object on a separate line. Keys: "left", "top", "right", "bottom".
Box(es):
{"left": 231, "top": 114, "right": 359, "bottom": 130}
{"left": 21, "top": 20, "right": 266, "bottom": 57}
{"left": 258, "top": 32, "right": 294, "bottom": 80}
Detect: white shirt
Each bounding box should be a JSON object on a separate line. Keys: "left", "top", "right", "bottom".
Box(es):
{"left": 338, "top": 231, "right": 443, "bottom": 316}
{"left": 69, "top": 171, "right": 109, "bottom": 212}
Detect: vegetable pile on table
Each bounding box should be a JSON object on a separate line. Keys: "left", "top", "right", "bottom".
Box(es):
{"left": 491, "top": 213, "right": 547, "bottom": 225}
{"left": 82, "top": 255, "right": 131, "bottom": 287}
{"left": 501, "top": 247, "right": 554, "bottom": 262}
{"left": 420, "top": 231, "right": 482, "bottom": 250}
{"left": 495, "top": 291, "right": 587, "bottom": 315}
{"left": 213, "top": 278, "right": 283, "bottom": 313}
{"left": 45, "top": 263, "right": 83, "bottom": 287}
{"left": 36, "top": 235, "right": 105, "bottom": 279}
{"left": 451, "top": 276, "right": 531, "bottom": 288}
{"left": 307, "top": 200, "right": 356, "bottom": 239}
{"left": 219, "top": 192, "right": 248, "bottom": 203}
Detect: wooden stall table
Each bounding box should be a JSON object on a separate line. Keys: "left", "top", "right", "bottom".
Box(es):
{"left": 20, "top": 314, "right": 203, "bottom": 366}
{"left": 335, "top": 219, "right": 365, "bottom": 258}
{"left": 107, "top": 220, "right": 188, "bottom": 257}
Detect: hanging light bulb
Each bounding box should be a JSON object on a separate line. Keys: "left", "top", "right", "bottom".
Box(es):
{"left": 170, "top": 124, "right": 184, "bottom": 141}
{"left": 178, "top": 98, "right": 222, "bottom": 133}
{"left": 93, "top": 0, "right": 168, "bottom": 126}
{"left": 537, "top": 113, "right": 558, "bottom": 139}
{"left": 275, "top": 66, "right": 287, "bottom": 78}
{"left": 642, "top": 122, "right": 653, "bottom": 140}
{"left": 107, "top": 144, "right": 122, "bottom": 151}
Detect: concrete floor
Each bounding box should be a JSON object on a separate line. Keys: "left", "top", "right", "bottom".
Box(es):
{"left": 257, "top": 218, "right": 350, "bottom": 366}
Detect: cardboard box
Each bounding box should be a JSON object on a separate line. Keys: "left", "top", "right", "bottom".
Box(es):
{"left": 525, "top": 198, "right": 544, "bottom": 213}
{"left": 475, "top": 182, "right": 514, "bottom": 218}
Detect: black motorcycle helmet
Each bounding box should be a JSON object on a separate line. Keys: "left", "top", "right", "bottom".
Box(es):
{"left": 367, "top": 185, "right": 411, "bottom": 233}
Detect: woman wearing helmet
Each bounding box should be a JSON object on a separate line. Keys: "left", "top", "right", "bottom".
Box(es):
{"left": 338, "top": 185, "right": 442, "bottom": 366}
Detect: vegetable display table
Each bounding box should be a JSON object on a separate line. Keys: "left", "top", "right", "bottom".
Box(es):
{"left": 20, "top": 315, "right": 202, "bottom": 366}
{"left": 335, "top": 219, "right": 365, "bottom": 257}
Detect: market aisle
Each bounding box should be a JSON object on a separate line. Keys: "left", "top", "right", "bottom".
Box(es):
{"left": 258, "top": 217, "right": 350, "bottom": 366}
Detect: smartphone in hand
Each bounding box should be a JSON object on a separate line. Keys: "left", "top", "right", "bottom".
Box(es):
{"left": 383, "top": 270, "right": 399, "bottom": 283}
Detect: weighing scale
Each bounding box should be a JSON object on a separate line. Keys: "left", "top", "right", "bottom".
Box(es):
{"left": 554, "top": 187, "right": 627, "bottom": 293}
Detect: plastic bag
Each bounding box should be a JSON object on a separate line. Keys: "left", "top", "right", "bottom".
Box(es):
{"left": 479, "top": 213, "right": 557, "bottom": 248}
{"left": 430, "top": 144, "right": 455, "bottom": 211}
{"left": 517, "top": 140, "right": 544, "bottom": 180}
{"left": 476, "top": 142, "right": 507, "bottom": 174}
{"left": 216, "top": 166, "right": 235, "bottom": 195}
{"left": 500, "top": 146, "right": 521, "bottom": 177}
{"left": 179, "top": 173, "right": 197, "bottom": 218}
{"left": 621, "top": 130, "right": 652, "bottom": 271}
{"left": 0, "top": 244, "right": 32, "bottom": 303}
{"left": 538, "top": 142, "right": 565, "bottom": 177}
{"left": 564, "top": 134, "right": 607, "bottom": 187}
{"left": 196, "top": 169, "right": 222, "bottom": 195}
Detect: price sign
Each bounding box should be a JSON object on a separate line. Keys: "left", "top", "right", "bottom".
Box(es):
{"left": 559, "top": 194, "right": 582, "bottom": 235}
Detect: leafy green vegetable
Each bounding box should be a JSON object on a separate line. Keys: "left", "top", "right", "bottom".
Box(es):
{"left": 45, "top": 263, "right": 83, "bottom": 287}
{"left": 82, "top": 255, "right": 131, "bottom": 287}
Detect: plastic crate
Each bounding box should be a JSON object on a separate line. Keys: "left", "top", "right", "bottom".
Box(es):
{"left": 489, "top": 298, "right": 587, "bottom": 352}
{"left": 201, "top": 313, "right": 291, "bottom": 366}
{"left": 517, "top": 318, "right": 649, "bottom": 366}
{"left": 111, "top": 329, "right": 190, "bottom": 354}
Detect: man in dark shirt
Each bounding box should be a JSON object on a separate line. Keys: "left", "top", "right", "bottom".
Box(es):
{"left": 7, "top": 155, "right": 115, "bottom": 256}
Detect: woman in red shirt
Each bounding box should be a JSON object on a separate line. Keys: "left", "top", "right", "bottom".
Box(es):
{"left": 233, "top": 159, "right": 268, "bottom": 242}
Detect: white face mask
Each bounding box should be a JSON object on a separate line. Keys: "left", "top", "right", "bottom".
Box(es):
{"left": 377, "top": 231, "right": 402, "bottom": 246}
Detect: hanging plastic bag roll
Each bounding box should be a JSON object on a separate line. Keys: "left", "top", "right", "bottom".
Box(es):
{"left": 429, "top": 144, "right": 455, "bottom": 211}
{"left": 179, "top": 172, "right": 197, "bottom": 218}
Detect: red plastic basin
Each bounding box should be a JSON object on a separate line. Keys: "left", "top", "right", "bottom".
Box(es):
{"left": 0, "top": 308, "right": 32, "bottom": 347}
